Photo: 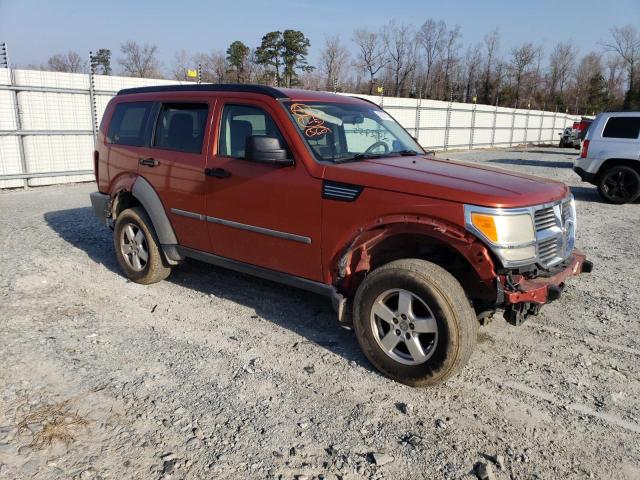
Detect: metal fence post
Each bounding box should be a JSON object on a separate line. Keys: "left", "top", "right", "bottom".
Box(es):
{"left": 197, "top": 63, "right": 202, "bottom": 84}
{"left": 490, "top": 105, "right": 498, "bottom": 147}
{"left": 444, "top": 90, "right": 453, "bottom": 150}
{"left": 88, "top": 52, "right": 98, "bottom": 147}
{"left": 524, "top": 104, "right": 530, "bottom": 145}
{"left": 4, "top": 43, "right": 28, "bottom": 188}
{"left": 413, "top": 87, "right": 422, "bottom": 141}
{"left": 551, "top": 107, "right": 558, "bottom": 143}
{"left": 538, "top": 106, "right": 544, "bottom": 145}
{"left": 0, "top": 43, "right": 7, "bottom": 68}
{"left": 469, "top": 100, "right": 477, "bottom": 149}
{"left": 509, "top": 107, "right": 516, "bottom": 147}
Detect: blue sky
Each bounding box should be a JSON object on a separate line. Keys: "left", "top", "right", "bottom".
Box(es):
{"left": 1, "top": 0, "right": 639, "bottom": 71}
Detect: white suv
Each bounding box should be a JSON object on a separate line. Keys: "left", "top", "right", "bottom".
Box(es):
{"left": 574, "top": 112, "right": 640, "bottom": 204}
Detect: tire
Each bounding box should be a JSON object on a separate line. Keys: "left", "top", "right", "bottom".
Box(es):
{"left": 352, "top": 259, "right": 477, "bottom": 387}
{"left": 113, "top": 206, "right": 171, "bottom": 284}
{"left": 559, "top": 139, "right": 565, "bottom": 148}
{"left": 597, "top": 165, "right": 640, "bottom": 204}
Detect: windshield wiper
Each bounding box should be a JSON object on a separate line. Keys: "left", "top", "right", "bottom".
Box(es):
{"left": 333, "top": 153, "right": 384, "bottom": 164}
{"left": 390, "top": 149, "right": 419, "bottom": 156}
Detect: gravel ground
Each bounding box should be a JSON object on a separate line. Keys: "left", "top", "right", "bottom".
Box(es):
{"left": 1, "top": 146, "right": 639, "bottom": 480}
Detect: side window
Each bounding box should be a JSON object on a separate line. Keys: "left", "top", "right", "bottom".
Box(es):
{"left": 107, "top": 102, "right": 152, "bottom": 146}
{"left": 219, "top": 105, "right": 286, "bottom": 158}
{"left": 602, "top": 117, "right": 640, "bottom": 139}
{"left": 153, "top": 103, "right": 209, "bottom": 153}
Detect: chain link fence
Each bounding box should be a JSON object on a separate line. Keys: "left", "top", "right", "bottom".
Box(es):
{"left": 0, "top": 43, "right": 579, "bottom": 189}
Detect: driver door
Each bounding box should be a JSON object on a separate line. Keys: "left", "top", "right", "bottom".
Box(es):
{"left": 203, "top": 98, "right": 323, "bottom": 281}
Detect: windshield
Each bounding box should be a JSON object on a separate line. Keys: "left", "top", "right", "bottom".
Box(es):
{"left": 284, "top": 101, "right": 424, "bottom": 162}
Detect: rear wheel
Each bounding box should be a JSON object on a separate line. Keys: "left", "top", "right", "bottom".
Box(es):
{"left": 353, "top": 259, "right": 477, "bottom": 387}
{"left": 559, "top": 138, "right": 565, "bottom": 148}
{"left": 113, "top": 207, "right": 171, "bottom": 284}
{"left": 597, "top": 166, "right": 640, "bottom": 204}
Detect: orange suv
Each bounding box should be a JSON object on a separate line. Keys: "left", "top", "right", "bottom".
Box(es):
{"left": 90, "top": 84, "right": 591, "bottom": 386}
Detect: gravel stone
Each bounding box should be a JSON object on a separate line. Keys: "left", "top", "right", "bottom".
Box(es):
{"left": 0, "top": 147, "right": 638, "bottom": 479}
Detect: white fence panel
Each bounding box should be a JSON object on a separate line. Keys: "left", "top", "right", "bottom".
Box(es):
{"left": 0, "top": 67, "right": 580, "bottom": 188}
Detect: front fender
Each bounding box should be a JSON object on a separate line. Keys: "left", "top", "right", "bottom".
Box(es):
{"left": 329, "top": 214, "right": 497, "bottom": 296}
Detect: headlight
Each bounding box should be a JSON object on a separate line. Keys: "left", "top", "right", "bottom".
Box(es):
{"left": 465, "top": 205, "right": 536, "bottom": 267}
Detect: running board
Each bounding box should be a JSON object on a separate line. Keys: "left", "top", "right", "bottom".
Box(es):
{"left": 175, "top": 246, "right": 350, "bottom": 326}
{"left": 175, "top": 246, "right": 334, "bottom": 297}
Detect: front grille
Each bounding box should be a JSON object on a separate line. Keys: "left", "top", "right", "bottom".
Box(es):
{"left": 534, "top": 206, "right": 556, "bottom": 231}
{"left": 561, "top": 201, "right": 571, "bottom": 222}
{"left": 533, "top": 198, "right": 575, "bottom": 268}
{"left": 537, "top": 237, "right": 558, "bottom": 264}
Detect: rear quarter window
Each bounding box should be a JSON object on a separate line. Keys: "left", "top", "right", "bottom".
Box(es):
{"left": 602, "top": 117, "right": 640, "bottom": 139}
{"left": 107, "top": 102, "right": 153, "bottom": 146}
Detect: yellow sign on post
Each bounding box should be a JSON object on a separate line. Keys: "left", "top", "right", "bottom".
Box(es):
{"left": 376, "top": 86, "right": 384, "bottom": 94}
{"left": 187, "top": 69, "right": 198, "bottom": 78}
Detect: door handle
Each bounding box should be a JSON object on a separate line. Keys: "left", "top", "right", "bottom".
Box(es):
{"left": 205, "top": 168, "right": 231, "bottom": 178}
{"left": 139, "top": 157, "right": 159, "bottom": 167}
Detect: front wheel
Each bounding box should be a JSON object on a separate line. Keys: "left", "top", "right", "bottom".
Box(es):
{"left": 353, "top": 259, "right": 477, "bottom": 387}
{"left": 597, "top": 166, "right": 640, "bottom": 204}
{"left": 113, "top": 207, "right": 172, "bottom": 284}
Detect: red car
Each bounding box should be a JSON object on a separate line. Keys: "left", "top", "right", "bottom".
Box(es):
{"left": 90, "top": 84, "right": 591, "bottom": 386}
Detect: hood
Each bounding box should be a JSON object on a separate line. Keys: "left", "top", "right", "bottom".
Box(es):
{"left": 323, "top": 155, "right": 569, "bottom": 208}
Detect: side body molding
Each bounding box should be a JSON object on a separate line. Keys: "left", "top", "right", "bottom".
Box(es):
{"left": 131, "top": 177, "right": 183, "bottom": 263}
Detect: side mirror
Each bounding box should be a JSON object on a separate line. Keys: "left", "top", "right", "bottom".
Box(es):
{"left": 245, "top": 136, "right": 293, "bottom": 166}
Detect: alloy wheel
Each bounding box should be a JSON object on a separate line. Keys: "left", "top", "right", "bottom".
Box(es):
{"left": 370, "top": 288, "right": 439, "bottom": 365}
{"left": 120, "top": 223, "right": 149, "bottom": 271}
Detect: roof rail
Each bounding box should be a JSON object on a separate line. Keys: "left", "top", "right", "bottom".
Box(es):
{"left": 117, "top": 83, "right": 289, "bottom": 99}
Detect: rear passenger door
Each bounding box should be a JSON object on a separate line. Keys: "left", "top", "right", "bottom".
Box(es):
{"left": 142, "top": 100, "right": 213, "bottom": 252}
{"left": 106, "top": 101, "right": 153, "bottom": 181}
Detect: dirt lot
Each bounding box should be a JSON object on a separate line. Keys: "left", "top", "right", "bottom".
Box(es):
{"left": 1, "top": 146, "right": 639, "bottom": 480}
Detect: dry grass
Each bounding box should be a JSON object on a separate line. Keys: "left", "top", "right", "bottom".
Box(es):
{"left": 16, "top": 397, "right": 89, "bottom": 449}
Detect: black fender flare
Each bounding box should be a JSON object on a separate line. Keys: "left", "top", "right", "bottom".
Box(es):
{"left": 131, "top": 176, "right": 183, "bottom": 264}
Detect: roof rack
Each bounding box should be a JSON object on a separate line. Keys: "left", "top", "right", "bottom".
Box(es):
{"left": 117, "top": 83, "right": 289, "bottom": 99}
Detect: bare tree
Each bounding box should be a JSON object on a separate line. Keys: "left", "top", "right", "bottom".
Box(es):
{"left": 193, "top": 51, "right": 227, "bottom": 83}
{"left": 509, "top": 42, "right": 538, "bottom": 106}
{"left": 548, "top": 42, "right": 576, "bottom": 101}
{"left": 463, "top": 43, "right": 482, "bottom": 102}
{"left": 442, "top": 25, "right": 462, "bottom": 96}
{"left": 570, "top": 52, "right": 606, "bottom": 113}
{"left": 320, "top": 36, "right": 350, "bottom": 90}
{"left": 480, "top": 29, "right": 499, "bottom": 104}
{"left": 382, "top": 21, "right": 417, "bottom": 96}
{"left": 416, "top": 19, "right": 446, "bottom": 97}
{"left": 171, "top": 49, "right": 193, "bottom": 81}
{"left": 605, "top": 54, "right": 626, "bottom": 101}
{"left": 602, "top": 25, "right": 640, "bottom": 108}
{"left": 353, "top": 29, "right": 387, "bottom": 94}
{"left": 47, "top": 51, "right": 84, "bottom": 73}
{"left": 118, "top": 41, "right": 162, "bottom": 78}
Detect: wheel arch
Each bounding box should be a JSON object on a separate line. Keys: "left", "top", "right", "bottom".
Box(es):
{"left": 111, "top": 176, "right": 183, "bottom": 264}
{"left": 597, "top": 158, "right": 640, "bottom": 179}
{"left": 330, "top": 216, "right": 498, "bottom": 306}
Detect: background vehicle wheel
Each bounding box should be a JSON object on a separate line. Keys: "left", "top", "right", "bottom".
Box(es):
{"left": 597, "top": 166, "right": 640, "bottom": 204}
{"left": 559, "top": 139, "right": 565, "bottom": 148}
{"left": 113, "top": 207, "right": 171, "bottom": 284}
{"left": 353, "top": 259, "right": 477, "bottom": 387}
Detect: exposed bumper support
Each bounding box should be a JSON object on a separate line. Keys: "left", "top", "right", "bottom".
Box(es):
{"left": 501, "top": 250, "right": 592, "bottom": 325}
{"left": 502, "top": 250, "right": 590, "bottom": 305}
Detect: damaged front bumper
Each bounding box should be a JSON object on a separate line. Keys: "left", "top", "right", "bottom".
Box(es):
{"left": 499, "top": 249, "right": 592, "bottom": 325}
